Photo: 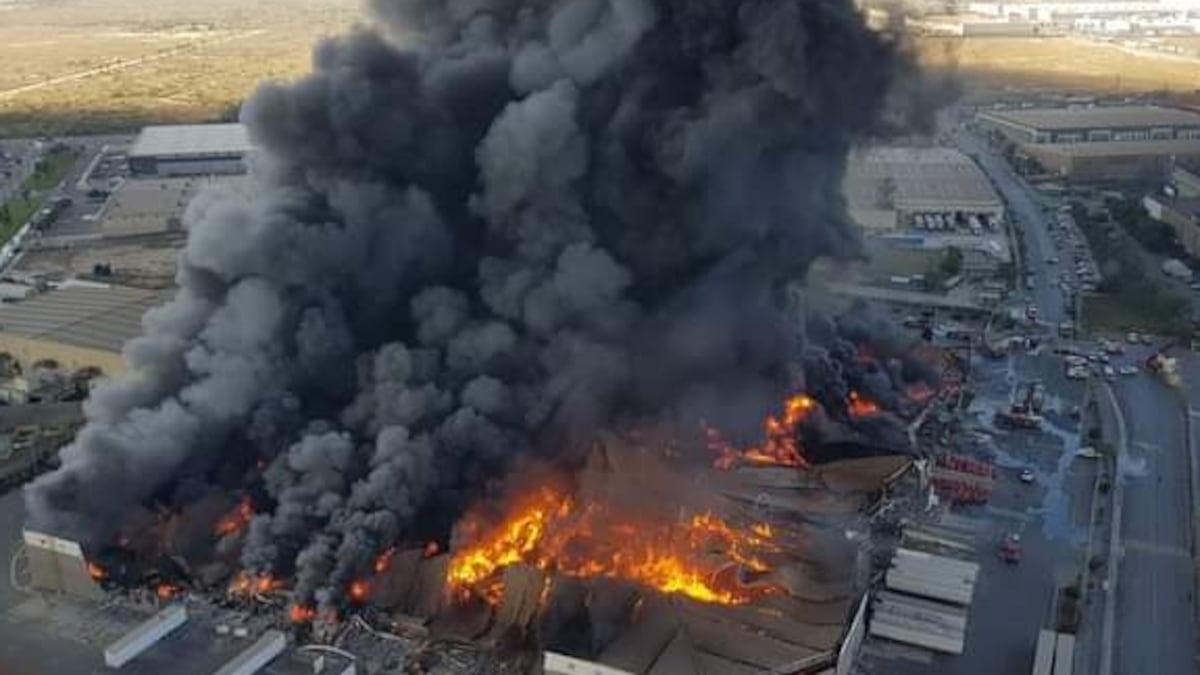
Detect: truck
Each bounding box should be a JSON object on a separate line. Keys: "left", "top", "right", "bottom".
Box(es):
{"left": 1146, "top": 350, "right": 1182, "bottom": 388}
{"left": 994, "top": 381, "right": 1045, "bottom": 430}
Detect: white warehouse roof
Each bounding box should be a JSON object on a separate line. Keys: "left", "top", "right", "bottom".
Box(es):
{"left": 129, "top": 124, "right": 253, "bottom": 160}
{"left": 844, "top": 147, "right": 1003, "bottom": 212}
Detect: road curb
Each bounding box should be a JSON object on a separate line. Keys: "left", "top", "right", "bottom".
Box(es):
{"left": 1180, "top": 401, "right": 1200, "bottom": 645}
{"left": 1097, "top": 382, "right": 1125, "bottom": 675}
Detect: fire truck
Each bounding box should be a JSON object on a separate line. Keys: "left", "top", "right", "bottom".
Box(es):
{"left": 1145, "top": 343, "right": 1182, "bottom": 389}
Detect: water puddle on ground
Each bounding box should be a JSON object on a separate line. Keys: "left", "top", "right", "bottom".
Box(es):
{"left": 965, "top": 368, "right": 1085, "bottom": 545}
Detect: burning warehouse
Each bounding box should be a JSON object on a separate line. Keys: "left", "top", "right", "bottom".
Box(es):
{"left": 15, "top": 0, "right": 947, "bottom": 673}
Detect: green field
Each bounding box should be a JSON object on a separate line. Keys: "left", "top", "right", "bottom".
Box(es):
{"left": 1080, "top": 292, "right": 1191, "bottom": 338}
{"left": 0, "top": 147, "right": 80, "bottom": 244}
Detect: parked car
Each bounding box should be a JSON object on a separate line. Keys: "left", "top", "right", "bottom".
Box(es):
{"left": 1019, "top": 468, "right": 1035, "bottom": 483}
{"left": 1118, "top": 365, "right": 1138, "bottom": 376}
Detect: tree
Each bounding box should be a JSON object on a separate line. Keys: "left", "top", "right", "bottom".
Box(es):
{"left": 939, "top": 246, "right": 964, "bottom": 278}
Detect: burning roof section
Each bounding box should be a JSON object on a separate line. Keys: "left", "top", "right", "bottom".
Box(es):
{"left": 26, "top": 0, "right": 946, "bottom": 634}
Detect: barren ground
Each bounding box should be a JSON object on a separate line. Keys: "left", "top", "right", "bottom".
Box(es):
{"left": 3, "top": 3, "right": 1200, "bottom": 137}
{"left": 916, "top": 36, "right": 1200, "bottom": 102}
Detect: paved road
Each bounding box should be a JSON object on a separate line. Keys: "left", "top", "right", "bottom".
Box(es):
{"left": 954, "top": 131, "right": 1066, "bottom": 325}
{"left": 861, "top": 350, "right": 1093, "bottom": 675}
{"left": 1109, "top": 371, "right": 1197, "bottom": 675}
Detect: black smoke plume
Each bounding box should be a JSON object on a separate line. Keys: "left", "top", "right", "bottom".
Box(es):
{"left": 26, "top": 0, "right": 943, "bottom": 609}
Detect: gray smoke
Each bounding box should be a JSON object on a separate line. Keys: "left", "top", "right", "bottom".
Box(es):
{"left": 25, "top": 0, "right": 943, "bottom": 607}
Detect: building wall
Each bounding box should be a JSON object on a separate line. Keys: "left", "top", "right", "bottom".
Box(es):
{"left": 129, "top": 155, "right": 246, "bottom": 177}
{"left": 976, "top": 113, "right": 1200, "bottom": 147}
{"left": 849, "top": 206, "right": 898, "bottom": 232}
{"left": 976, "top": 114, "right": 1039, "bottom": 144}
{"left": 0, "top": 334, "right": 125, "bottom": 378}
{"left": 1030, "top": 151, "right": 1184, "bottom": 182}
{"left": 1145, "top": 195, "right": 1200, "bottom": 258}
{"left": 1173, "top": 165, "right": 1200, "bottom": 198}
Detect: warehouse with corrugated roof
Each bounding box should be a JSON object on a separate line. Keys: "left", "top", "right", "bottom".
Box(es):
{"left": 0, "top": 284, "right": 166, "bottom": 377}
{"left": 976, "top": 105, "right": 1200, "bottom": 145}
{"left": 842, "top": 147, "right": 1005, "bottom": 232}
{"left": 128, "top": 124, "right": 253, "bottom": 177}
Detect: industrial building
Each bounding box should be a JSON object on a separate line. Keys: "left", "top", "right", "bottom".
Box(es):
{"left": 99, "top": 176, "right": 243, "bottom": 238}
{"left": 128, "top": 124, "right": 253, "bottom": 177}
{"left": 976, "top": 105, "right": 1200, "bottom": 146}
{"left": 906, "top": 14, "right": 1046, "bottom": 36}
{"left": 1024, "top": 139, "right": 1200, "bottom": 182}
{"left": 843, "top": 147, "right": 1005, "bottom": 232}
{"left": 1144, "top": 163, "right": 1200, "bottom": 257}
{"left": 0, "top": 283, "right": 166, "bottom": 381}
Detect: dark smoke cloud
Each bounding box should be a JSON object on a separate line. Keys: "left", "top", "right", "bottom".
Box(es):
{"left": 25, "top": 0, "right": 944, "bottom": 606}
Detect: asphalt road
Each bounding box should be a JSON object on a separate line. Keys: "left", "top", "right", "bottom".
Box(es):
{"left": 954, "top": 131, "right": 1066, "bottom": 325}
{"left": 1109, "top": 366, "right": 1197, "bottom": 675}
{"left": 955, "top": 121, "right": 1196, "bottom": 672}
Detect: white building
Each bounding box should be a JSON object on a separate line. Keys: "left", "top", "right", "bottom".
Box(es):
{"left": 128, "top": 124, "right": 253, "bottom": 177}
{"left": 843, "top": 147, "right": 1005, "bottom": 232}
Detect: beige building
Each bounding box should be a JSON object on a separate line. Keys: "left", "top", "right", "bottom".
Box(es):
{"left": 977, "top": 105, "right": 1200, "bottom": 146}
{"left": 1025, "top": 140, "right": 1200, "bottom": 183}
{"left": 843, "top": 147, "right": 1005, "bottom": 232}
{"left": 0, "top": 284, "right": 166, "bottom": 380}
{"left": 100, "top": 176, "right": 241, "bottom": 238}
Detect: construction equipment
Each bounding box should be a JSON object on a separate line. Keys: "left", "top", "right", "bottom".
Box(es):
{"left": 1145, "top": 342, "right": 1182, "bottom": 388}
{"left": 994, "top": 381, "right": 1045, "bottom": 430}
{"left": 998, "top": 533, "right": 1023, "bottom": 564}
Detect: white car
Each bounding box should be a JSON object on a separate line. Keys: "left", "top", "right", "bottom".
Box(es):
{"left": 1066, "top": 367, "right": 1088, "bottom": 380}
{"left": 1019, "top": 469, "right": 1035, "bottom": 483}
{"left": 1102, "top": 366, "right": 1116, "bottom": 380}
{"left": 1118, "top": 365, "right": 1138, "bottom": 376}
{"left": 1077, "top": 446, "right": 1100, "bottom": 459}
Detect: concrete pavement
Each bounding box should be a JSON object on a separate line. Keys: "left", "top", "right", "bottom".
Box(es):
{"left": 1106, "top": 374, "right": 1196, "bottom": 675}
{"left": 954, "top": 131, "right": 1065, "bottom": 324}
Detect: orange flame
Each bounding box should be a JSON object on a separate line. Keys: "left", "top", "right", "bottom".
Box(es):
{"left": 349, "top": 579, "right": 369, "bottom": 603}
{"left": 289, "top": 604, "right": 316, "bottom": 623}
{"left": 87, "top": 561, "right": 106, "bottom": 582}
{"left": 214, "top": 496, "right": 254, "bottom": 537}
{"left": 423, "top": 541, "right": 440, "bottom": 558}
{"left": 255, "top": 575, "right": 281, "bottom": 594}
{"left": 848, "top": 391, "right": 881, "bottom": 418}
{"left": 906, "top": 383, "right": 935, "bottom": 402}
{"left": 447, "top": 486, "right": 782, "bottom": 606}
{"left": 156, "top": 583, "right": 180, "bottom": 600}
{"left": 228, "top": 572, "right": 281, "bottom": 595}
{"left": 374, "top": 547, "right": 396, "bottom": 574}
{"left": 709, "top": 394, "right": 815, "bottom": 470}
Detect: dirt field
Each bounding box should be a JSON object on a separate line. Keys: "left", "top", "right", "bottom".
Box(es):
{"left": 16, "top": 236, "right": 183, "bottom": 289}
{"left": 0, "top": 0, "right": 357, "bottom": 136}
{"left": 917, "top": 36, "right": 1200, "bottom": 99}
{"left": 3, "top": 2, "right": 1200, "bottom": 137}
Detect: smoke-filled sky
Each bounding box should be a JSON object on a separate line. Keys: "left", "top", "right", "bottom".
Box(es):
{"left": 26, "top": 0, "right": 943, "bottom": 609}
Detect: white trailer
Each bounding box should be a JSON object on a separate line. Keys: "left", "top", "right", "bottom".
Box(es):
{"left": 212, "top": 630, "right": 287, "bottom": 675}
{"left": 1032, "top": 629, "right": 1055, "bottom": 675}
{"left": 885, "top": 570, "right": 976, "bottom": 605}
{"left": 893, "top": 549, "right": 981, "bottom": 580}
{"left": 1052, "top": 633, "right": 1075, "bottom": 675}
{"left": 104, "top": 603, "right": 188, "bottom": 669}
{"left": 869, "top": 607, "right": 966, "bottom": 655}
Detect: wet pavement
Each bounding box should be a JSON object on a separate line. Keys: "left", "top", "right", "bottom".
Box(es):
{"left": 861, "top": 348, "right": 1096, "bottom": 674}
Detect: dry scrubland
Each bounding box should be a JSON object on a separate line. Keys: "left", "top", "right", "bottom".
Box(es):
{"left": 0, "top": 0, "right": 358, "bottom": 136}
{"left": 917, "top": 36, "right": 1200, "bottom": 100}
{"left": 2, "top": 1, "right": 1200, "bottom": 137}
